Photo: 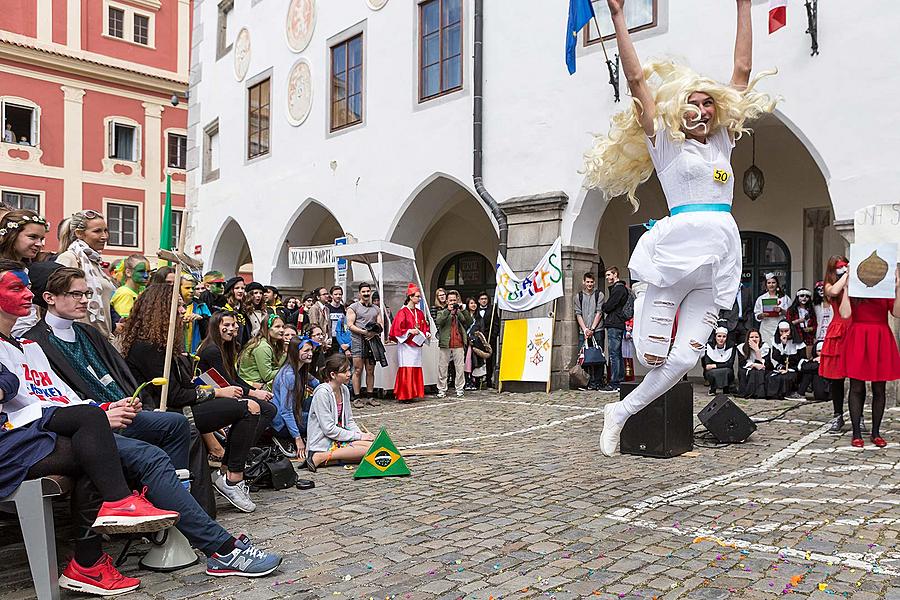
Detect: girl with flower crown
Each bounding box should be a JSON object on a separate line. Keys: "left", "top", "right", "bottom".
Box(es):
{"left": 589, "top": 0, "right": 777, "bottom": 456}
{"left": 0, "top": 209, "right": 51, "bottom": 336}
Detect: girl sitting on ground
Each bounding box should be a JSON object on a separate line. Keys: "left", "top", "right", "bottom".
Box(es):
{"left": 237, "top": 314, "right": 285, "bottom": 390}
{"left": 304, "top": 354, "right": 375, "bottom": 472}
{"left": 270, "top": 336, "right": 320, "bottom": 459}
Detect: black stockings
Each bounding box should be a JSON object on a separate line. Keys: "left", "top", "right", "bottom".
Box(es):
{"left": 28, "top": 405, "right": 131, "bottom": 501}
{"left": 830, "top": 378, "right": 845, "bottom": 417}
{"left": 848, "top": 379, "right": 887, "bottom": 440}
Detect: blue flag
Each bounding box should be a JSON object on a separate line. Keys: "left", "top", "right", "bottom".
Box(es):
{"left": 566, "top": 0, "right": 596, "bottom": 75}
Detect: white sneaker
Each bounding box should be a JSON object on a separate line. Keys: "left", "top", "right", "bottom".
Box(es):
{"left": 436, "top": 391, "right": 446, "bottom": 398}
{"left": 456, "top": 390, "right": 464, "bottom": 398}
{"left": 600, "top": 403, "right": 625, "bottom": 457}
{"left": 213, "top": 474, "right": 256, "bottom": 513}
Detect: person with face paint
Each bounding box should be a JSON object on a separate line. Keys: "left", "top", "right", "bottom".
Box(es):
{"left": 245, "top": 281, "right": 269, "bottom": 338}
{"left": 181, "top": 274, "right": 211, "bottom": 354}
{"left": 109, "top": 254, "right": 150, "bottom": 328}
{"left": 270, "top": 335, "right": 320, "bottom": 459}
{"left": 786, "top": 288, "right": 817, "bottom": 359}
{"left": 0, "top": 260, "right": 190, "bottom": 594}
{"left": 701, "top": 327, "right": 736, "bottom": 396}
{"left": 753, "top": 274, "right": 790, "bottom": 347}
{"left": 589, "top": 1, "right": 777, "bottom": 456}
{"left": 199, "top": 271, "right": 227, "bottom": 310}
{"left": 56, "top": 209, "right": 120, "bottom": 342}
{"left": 198, "top": 312, "right": 276, "bottom": 512}
{"left": 0, "top": 209, "right": 51, "bottom": 337}
{"left": 820, "top": 255, "right": 853, "bottom": 433}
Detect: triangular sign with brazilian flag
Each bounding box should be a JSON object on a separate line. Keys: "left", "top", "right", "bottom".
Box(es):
{"left": 353, "top": 428, "right": 410, "bottom": 479}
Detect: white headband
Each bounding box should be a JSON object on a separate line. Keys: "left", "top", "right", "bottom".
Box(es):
{"left": 715, "top": 327, "right": 728, "bottom": 335}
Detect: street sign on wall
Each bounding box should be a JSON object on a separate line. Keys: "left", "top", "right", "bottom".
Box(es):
{"left": 288, "top": 245, "right": 336, "bottom": 269}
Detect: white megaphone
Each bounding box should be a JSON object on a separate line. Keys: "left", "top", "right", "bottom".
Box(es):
{"left": 139, "top": 469, "right": 199, "bottom": 572}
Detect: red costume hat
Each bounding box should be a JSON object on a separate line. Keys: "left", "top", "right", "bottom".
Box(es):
{"left": 406, "top": 283, "right": 420, "bottom": 296}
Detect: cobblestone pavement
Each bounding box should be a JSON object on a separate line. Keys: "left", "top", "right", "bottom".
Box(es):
{"left": 3, "top": 387, "right": 900, "bottom": 600}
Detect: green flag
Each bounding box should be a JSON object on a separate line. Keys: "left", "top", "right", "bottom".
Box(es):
{"left": 353, "top": 428, "right": 410, "bottom": 479}
{"left": 161, "top": 172, "right": 173, "bottom": 252}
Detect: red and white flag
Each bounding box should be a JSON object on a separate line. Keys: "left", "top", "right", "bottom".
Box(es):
{"left": 193, "top": 368, "right": 230, "bottom": 389}
{"left": 769, "top": 0, "right": 787, "bottom": 34}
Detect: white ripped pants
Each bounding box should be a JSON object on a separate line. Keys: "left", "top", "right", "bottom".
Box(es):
{"left": 610, "top": 265, "right": 721, "bottom": 424}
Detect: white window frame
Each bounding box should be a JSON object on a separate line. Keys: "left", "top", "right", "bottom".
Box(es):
{"left": 1, "top": 187, "right": 44, "bottom": 213}
{"left": 216, "top": 0, "right": 235, "bottom": 60}
{"left": 164, "top": 128, "right": 188, "bottom": 171}
{"left": 169, "top": 208, "right": 184, "bottom": 248}
{"left": 245, "top": 70, "right": 272, "bottom": 163}
{"left": 326, "top": 21, "right": 368, "bottom": 138}
{"left": 203, "top": 118, "right": 220, "bottom": 183}
{"left": 105, "top": 116, "right": 142, "bottom": 163}
{"left": 104, "top": 199, "right": 143, "bottom": 250}
{"left": 1, "top": 96, "right": 41, "bottom": 147}
{"left": 103, "top": 0, "right": 156, "bottom": 48}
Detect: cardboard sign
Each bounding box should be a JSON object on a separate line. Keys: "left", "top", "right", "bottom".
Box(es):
{"left": 849, "top": 243, "right": 896, "bottom": 299}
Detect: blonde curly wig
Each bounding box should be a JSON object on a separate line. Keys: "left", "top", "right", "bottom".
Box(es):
{"left": 583, "top": 60, "right": 778, "bottom": 211}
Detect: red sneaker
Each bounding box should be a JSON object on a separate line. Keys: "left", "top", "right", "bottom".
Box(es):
{"left": 872, "top": 436, "right": 887, "bottom": 448}
{"left": 851, "top": 438, "right": 865, "bottom": 448}
{"left": 91, "top": 486, "right": 180, "bottom": 535}
{"left": 59, "top": 554, "right": 140, "bottom": 596}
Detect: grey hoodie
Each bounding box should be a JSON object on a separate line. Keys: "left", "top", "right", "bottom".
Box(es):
{"left": 306, "top": 382, "right": 361, "bottom": 453}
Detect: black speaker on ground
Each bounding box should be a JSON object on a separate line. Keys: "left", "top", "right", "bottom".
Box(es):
{"left": 619, "top": 380, "right": 693, "bottom": 458}
{"left": 698, "top": 394, "right": 756, "bottom": 443}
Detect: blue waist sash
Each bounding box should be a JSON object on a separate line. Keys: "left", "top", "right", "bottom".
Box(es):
{"left": 645, "top": 203, "right": 732, "bottom": 230}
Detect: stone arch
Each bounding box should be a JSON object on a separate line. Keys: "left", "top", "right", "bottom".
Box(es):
{"left": 207, "top": 217, "right": 254, "bottom": 278}
{"left": 268, "top": 198, "right": 344, "bottom": 292}
{"left": 388, "top": 173, "right": 498, "bottom": 301}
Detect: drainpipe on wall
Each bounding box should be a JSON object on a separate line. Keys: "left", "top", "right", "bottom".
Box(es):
{"left": 473, "top": 0, "right": 508, "bottom": 256}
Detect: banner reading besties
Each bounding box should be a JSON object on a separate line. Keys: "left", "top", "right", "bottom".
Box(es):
{"left": 495, "top": 238, "right": 564, "bottom": 312}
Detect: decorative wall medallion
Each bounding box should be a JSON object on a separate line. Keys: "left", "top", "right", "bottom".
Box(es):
{"left": 286, "top": 0, "right": 316, "bottom": 53}
{"left": 286, "top": 59, "right": 313, "bottom": 126}
{"left": 234, "top": 27, "right": 251, "bottom": 81}
{"left": 366, "top": 0, "right": 388, "bottom": 9}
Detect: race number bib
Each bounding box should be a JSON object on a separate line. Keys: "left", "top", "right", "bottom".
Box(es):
{"left": 713, "top": 169, "right": 730, "bottom": 183}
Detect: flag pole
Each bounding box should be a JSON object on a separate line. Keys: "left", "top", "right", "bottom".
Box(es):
{"left": 158, "top": 178, "right": 186, "bottom": 413}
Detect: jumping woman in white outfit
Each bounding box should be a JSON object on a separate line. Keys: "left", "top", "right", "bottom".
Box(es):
{"left": 586, "top": 0, "right": 776, "bottom": 456}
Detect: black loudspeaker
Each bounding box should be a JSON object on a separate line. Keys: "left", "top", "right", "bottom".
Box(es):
{"left": 619, "top": 380, "right": 693, "bottom": 458}
{"left": 698, "top": 394, "right": 757, "bottom": 443}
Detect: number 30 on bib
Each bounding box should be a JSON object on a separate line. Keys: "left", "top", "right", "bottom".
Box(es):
{"left": 713, "top": 169, "right": 730, "bottom": 183}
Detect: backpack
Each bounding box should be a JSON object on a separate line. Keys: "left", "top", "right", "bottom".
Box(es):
{"left": 622, "top": 289, "right": 636, "bottom": 321}
{"left": 244, "top": 447, "right": 298, "bottom": 491}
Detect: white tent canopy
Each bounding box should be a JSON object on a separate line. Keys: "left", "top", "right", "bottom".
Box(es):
{"left": 336, "top": 240, "right": 439, "bottom": 392}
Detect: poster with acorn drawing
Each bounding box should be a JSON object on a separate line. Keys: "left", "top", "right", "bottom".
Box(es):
{"left": 848, "top": 243, "right": 897, "bottom": 299}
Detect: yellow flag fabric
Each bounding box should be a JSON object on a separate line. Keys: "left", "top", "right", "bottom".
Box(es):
{"left": 498, "top": 317, "right": 553, "bottom": 383}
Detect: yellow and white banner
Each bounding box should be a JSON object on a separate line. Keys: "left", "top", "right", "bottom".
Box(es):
{"left": 499, "top": 317, "right": 553, "bottom": 383}
{"left": 495, "top": 237, "right": 564, "bottom": 312}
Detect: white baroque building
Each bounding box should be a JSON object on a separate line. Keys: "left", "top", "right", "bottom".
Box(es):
{"left": 186, "top": 0, "right": 899, "bottom": 385}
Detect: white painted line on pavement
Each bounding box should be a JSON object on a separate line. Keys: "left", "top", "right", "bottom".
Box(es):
{"left": 772, "top": 461, "right": 900, "bottom": 474}
{"left": 362, "top": 397, "right": 597, "bottom": 419}
{"left": 608, "top": 422, "right": 832, "bottom": 521}
{"left": 669, "top": 496, "right": 900, "bottom": 507}
{"left": 603, "top": 515, "right": 900, "bottom": 576}
{"left": 725, "top": 480, "right": 900, "bottom": 491}
{"left": 399, "top": 409, "right": 604, "bottom": 450}
{"left": 798, "top": 442, "right": 900, "bottom": 455}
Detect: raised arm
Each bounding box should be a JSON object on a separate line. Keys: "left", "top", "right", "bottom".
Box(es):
{"left": 607, "top": 0, "right": 655, "bottom": 137}
{"left": 730, "top": 0, "right": 753, "bottom": 90}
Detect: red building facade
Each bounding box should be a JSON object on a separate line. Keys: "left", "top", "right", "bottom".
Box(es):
{"left": 0, "top": 0, "right": 190, "bottom": 259}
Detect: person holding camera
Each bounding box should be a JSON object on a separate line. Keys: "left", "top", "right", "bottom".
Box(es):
{"left": 435, "top": 290, "right": 473, "bottom": 398}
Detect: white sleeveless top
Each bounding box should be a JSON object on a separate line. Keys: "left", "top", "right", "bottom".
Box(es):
{"left": 647, "top": 126, "right": 735, "bottom": 209}
{"left": 627, "top": 125, "right": 742, "bottom": 310}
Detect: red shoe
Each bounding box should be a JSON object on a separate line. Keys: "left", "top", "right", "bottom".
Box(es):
{"left": 59, "top": 553, "right": 140, "bottom": 596}
{"left": 851, "top": 438, "right": 864, "bottom": 448}
{"left": 91, "top": 486, "right": 180, "bottom": 535}
{"left": 872, "top": 436, "right": 887, "bottom": 448}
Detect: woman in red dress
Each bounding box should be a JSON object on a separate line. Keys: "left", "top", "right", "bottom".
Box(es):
{"left": 389, "top": 283, "right": 431, "bottom": 401}
{"left": 819, "top": 255, "right": 852, "bottom": 433}
{"left": 844, "top": 266, "right": 900, "bottom": 448}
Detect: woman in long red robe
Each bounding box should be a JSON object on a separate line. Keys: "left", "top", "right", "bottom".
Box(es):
{"left": 389, "top": 283, "right": 430, "bottom": 401}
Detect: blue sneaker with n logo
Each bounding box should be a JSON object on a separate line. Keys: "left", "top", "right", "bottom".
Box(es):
{"left": 206, "top": 535, "right": 282, "bottom": 577}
